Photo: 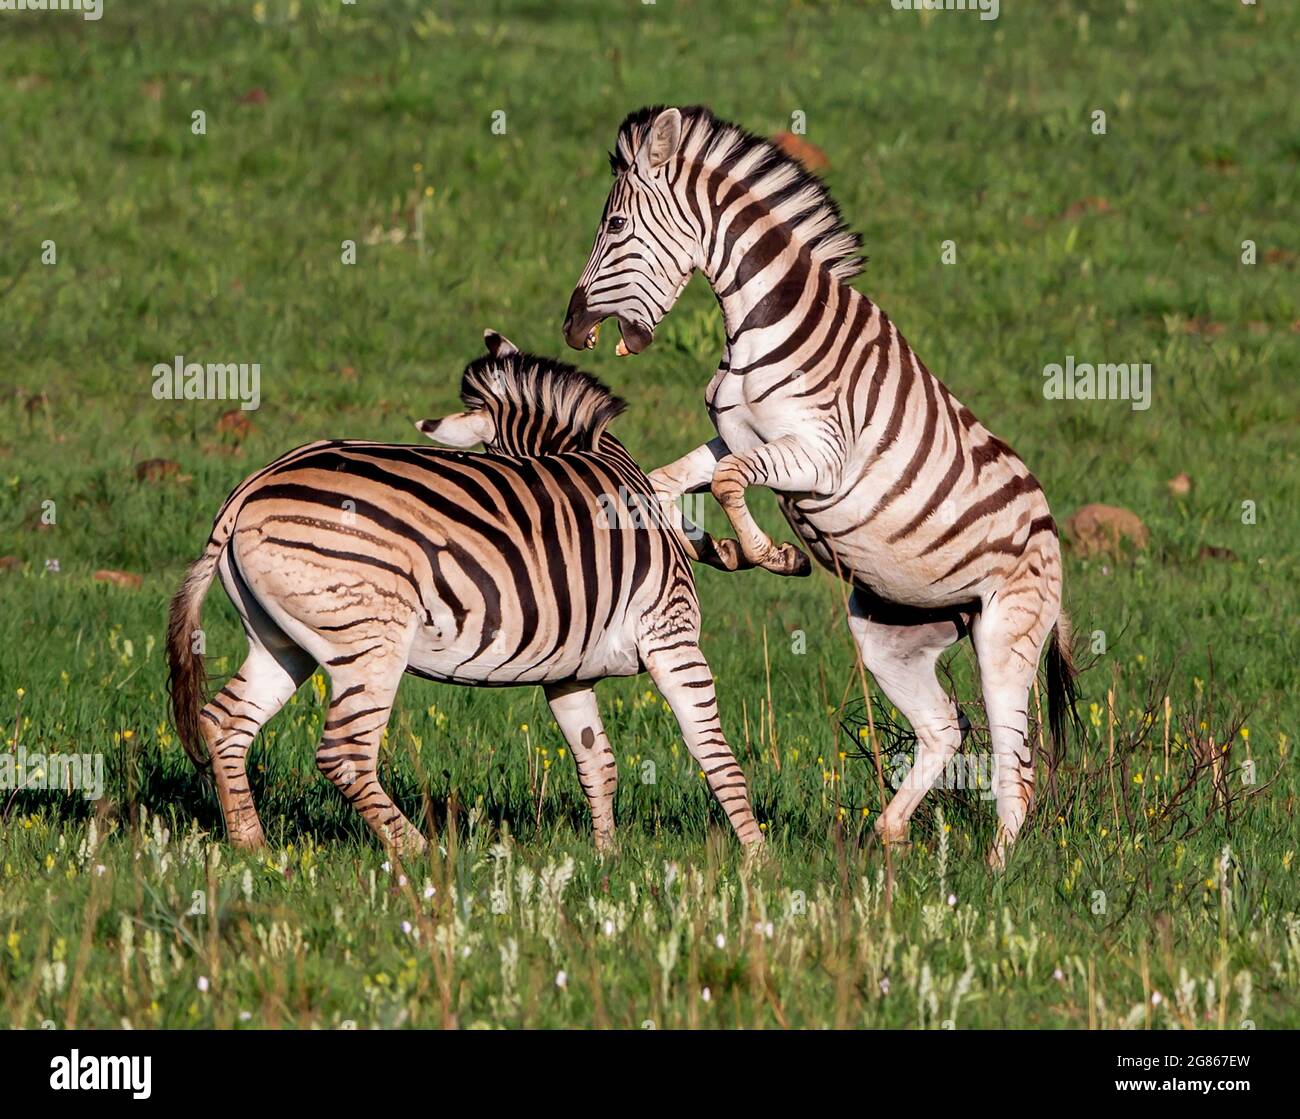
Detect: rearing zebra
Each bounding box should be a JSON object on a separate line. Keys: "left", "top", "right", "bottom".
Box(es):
{"left": 562, "top": 105, "right": 1079, "bottom": 868}
{"left": 167, "top": 330, "right": 763, "bottom": 853}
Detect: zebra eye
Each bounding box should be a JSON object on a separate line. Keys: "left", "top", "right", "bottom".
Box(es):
{"left": 606, "top": 215, "right": 627, "bottom": 234}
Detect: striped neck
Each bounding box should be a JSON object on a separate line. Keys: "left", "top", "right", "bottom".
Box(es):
{"left": 699, "top": 224, "right": 866, "bottom": 376}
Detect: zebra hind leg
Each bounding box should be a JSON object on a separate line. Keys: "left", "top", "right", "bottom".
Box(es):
{"left": 316, "top": 654, "right": 426, "bottom": 856}
{"left": 200, "top": 640, "right": 315, "bottom": 848}
{"left": 544, "top": 682, "right": 619, "bottom": 851}
{"left": 847, "top": 591, "right": 967, "bottom": 848}
{"left": 971, "top": 586, "right": 1058, "bottom": 871}
{"left": 643, "top": 643, "right": 763, "bottom": 847}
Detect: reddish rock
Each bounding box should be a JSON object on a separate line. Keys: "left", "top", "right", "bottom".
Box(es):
{"left": 1058, "top": 197, "right": 1112, "bottom": 221}
{"left": 94, "top": 570, "right": 143, "bottom": 590}
{"left": 1063, "top": 504, "right": 1148, "bottom": 558}
{"left": 216, "top": 410, "right": 254, "bottom": 441}
{"left": 135, "top": 458, "right": 183, "bottom": 483}
{"left": 771, "top": 132, "right": 830, "bottom": 173}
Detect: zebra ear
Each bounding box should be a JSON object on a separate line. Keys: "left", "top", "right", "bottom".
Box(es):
{"left": 484, "top": 330, "right": 520, "bottom": 359}
{"left": 640, "top": 107, "right": 683, "bottom": 171}
{"left": 415, "top": 411, "right": 495, "bottom": 449}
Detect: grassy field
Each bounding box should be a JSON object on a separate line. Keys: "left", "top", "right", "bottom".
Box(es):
{"left": 1, "top": 0, "right": 1297, "bottom": 1029}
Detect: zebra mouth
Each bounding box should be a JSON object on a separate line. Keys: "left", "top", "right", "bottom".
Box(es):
{"left": 562, "top": 293, "right": 652, "bottom": 355}
{"left": 583, "top": 316, "right": 651, "bottom": 356}
{"left": 613, "top": 317, "right": 652, "bottom": 356}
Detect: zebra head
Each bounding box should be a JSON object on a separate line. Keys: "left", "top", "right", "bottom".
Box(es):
{"left": 563, "top": 106, "right": 697, "bottom": 357}
{"left": 418, "top": 330, "right": 626, "bottom": 455}
{"left": 566, "top": 106, "right": 865, "bottom": 361}
{"left": 416, "top": 330, "right": 519, "bottom": 447}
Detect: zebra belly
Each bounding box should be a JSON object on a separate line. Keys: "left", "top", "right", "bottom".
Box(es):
{"left": 780, "top": 495, "right": 987, "bottom": 609}
{"left": 229, "top": 507, "right": 648, "bottom": 685}
{"left": 406, "top": 623, "right": 642, "bottom": 685}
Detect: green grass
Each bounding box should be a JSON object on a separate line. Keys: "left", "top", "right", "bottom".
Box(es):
{"left": 1, "top": 0, "right": 1297, "bottom": 1028}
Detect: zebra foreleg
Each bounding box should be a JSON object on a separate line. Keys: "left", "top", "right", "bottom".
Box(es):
{"left": 648, "top": 438, "right": 756, "bottom": 572}
{"left": 544, "top": 682, "right": 619, "bottom": 851}
{"left": 674, "top": 509, "right": 759, "bottom": 573}
{"left": 647, "top": 437, "right": 729, "bottom": 498}
{"left": 643, "top": 644, "right": 763, "bottom": 847}
{"left": 710, "top": 435, "right": 828, "bottom": 576}
{"left": 647, "top": 438, "right": 805, "bottom": 576}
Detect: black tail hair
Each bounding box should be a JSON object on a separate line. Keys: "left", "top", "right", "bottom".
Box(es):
{"left": 1045, "top": 610, "right": 1081, "bottom": 765}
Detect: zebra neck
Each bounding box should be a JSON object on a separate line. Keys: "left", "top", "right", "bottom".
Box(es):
{"left": 704, "top": 250, "right": 875, "bottom": 379}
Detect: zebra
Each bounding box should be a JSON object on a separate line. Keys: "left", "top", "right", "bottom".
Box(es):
{"left": 166, "top": 330, "right": 764, "bottom": 854}
{"left": 562, "top": 105, "right": 1079, "bottom": 868}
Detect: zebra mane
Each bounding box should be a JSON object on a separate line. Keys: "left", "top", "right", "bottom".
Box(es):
{"left": 460, "top": 353, "right": 627, "bottom": 456}
{"left": 610, "top": 104, "right": 865, "bottom": 283}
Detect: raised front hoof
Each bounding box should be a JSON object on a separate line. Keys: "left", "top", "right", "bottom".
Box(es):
{"left": 709, "top": 537, "right": 749, "bottom": 572}
{"left": 760, "top": 542, "right": 812, "bottom": 577}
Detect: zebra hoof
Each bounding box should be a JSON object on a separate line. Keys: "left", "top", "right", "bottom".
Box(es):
{"left": 741, "top": 836, "right": 768, "bottom": 868}
{"left": 384, "top": 830, "right": 428, "bottom": 860}
{"left": 763, "top": 543, "right": 811, "bottom": 577}
{"left": 987, "top": 824, "right": 1013, "bottom": 872}
{"left": 712, "top": 538, "right": 747, "bottom": 571}
{"left": 873, "top": 817, "right": 910, "bottom": 847}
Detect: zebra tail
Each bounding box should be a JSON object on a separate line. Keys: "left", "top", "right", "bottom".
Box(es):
{"left": 1045, "top": 608, "right": 1080, "bottom": 765}
{"left": 167, "top": 541, "right": 223, "bottom": 771}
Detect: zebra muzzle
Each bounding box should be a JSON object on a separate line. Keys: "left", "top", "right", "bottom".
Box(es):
{"left": 563, "top": 287, "right": 601, "bottom": 351}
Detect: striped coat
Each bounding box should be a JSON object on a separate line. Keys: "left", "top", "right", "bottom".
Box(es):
{"left": 167, "top": 331, "right": 762, "bottom": 852}
{"left": 563, "top": 106, "right": 1079, "bottom": 868}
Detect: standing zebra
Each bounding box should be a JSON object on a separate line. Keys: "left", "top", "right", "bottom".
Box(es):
{"left": 562, "top": 106, "right": 1078, "bottom": 868}
{"left": 167, "top": 331, "right": 763, "bottom": 853}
